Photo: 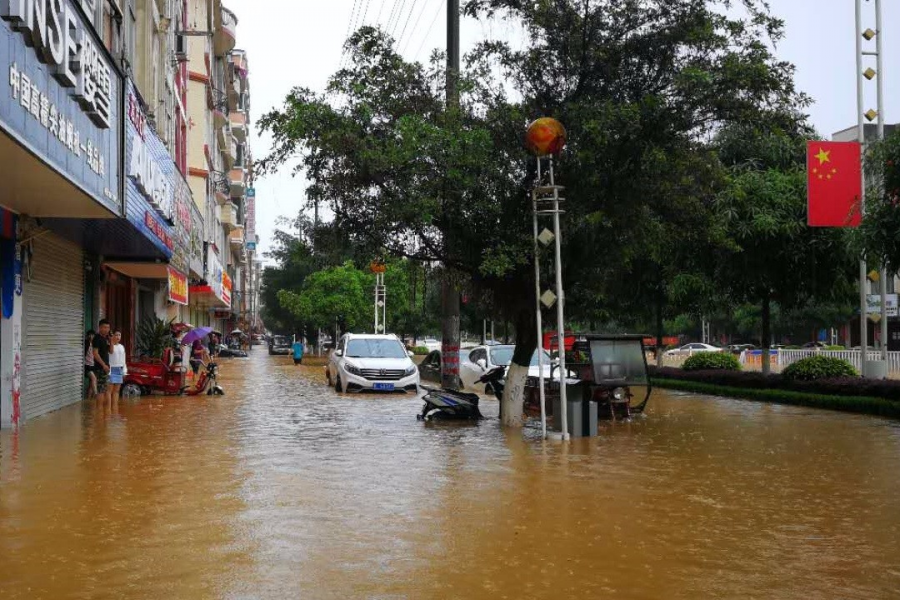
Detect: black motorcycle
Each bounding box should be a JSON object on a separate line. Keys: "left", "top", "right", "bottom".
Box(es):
{"left": 417, "top": 367, "right": 506, "bottom": 421}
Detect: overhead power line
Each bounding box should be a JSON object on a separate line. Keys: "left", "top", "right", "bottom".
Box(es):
{"left": 399, "top": 0, "right": 431, "bottom": 54}
{"left": 395, "top": 0, "right": 421, "bottom": 52}
{"left": 339, "top": 0, "right": 362, "bottom": 69}
{"left": 415, "top": 0, "right": 446, "bottom": 61}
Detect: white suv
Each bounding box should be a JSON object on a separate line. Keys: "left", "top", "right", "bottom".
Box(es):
{"left": 327, "top": 334, "right": 420, "bottom": 393}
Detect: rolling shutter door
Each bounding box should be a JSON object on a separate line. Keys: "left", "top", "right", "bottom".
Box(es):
{"left": 22, "top": 233, "right": 85, "bottom": 421}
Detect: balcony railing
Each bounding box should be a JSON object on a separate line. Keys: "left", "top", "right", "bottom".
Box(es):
{"left": 230, "top": 111, "right": 246, "bottom": 142}
{"left": 229, "top": 167, "right": 246, "bottom": 197}
{"left": 214, "top": 6, "right": 237, "bottom": 56}
{"left": 212, "top": 88, "right": 229, "bottom": 128}
{"left": 220, "top": 202, "right": 239, "bottom": 231}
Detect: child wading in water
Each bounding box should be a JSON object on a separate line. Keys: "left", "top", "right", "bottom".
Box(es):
{"left": 108, "top": 331, "right": 128, "bottom": 404}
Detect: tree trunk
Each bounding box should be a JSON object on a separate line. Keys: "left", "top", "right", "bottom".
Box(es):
{"left": 761, "top": 295, "right": 771, "bottom": 376}
{"left": 501, "top": 306, "right": 537, "bottom": 427}
{"left": 440, "top": 276, "right": 461, "bottom": 390}
{"left": 655, "top": 294, "right": 665, "bottom": 368}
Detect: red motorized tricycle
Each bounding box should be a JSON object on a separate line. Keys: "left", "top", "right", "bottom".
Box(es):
{"left": 122, "top": 340, "right": 224, "bottom": 398}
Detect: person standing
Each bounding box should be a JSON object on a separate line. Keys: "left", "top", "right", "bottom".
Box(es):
{"left": 190, "top": 339, "right": 210, "bottom": 376}
{"left": 93, "top": 319, "right": 111, "bottom": 405}
{"left": 108, "top": 331, "right": 127, "bottom": 404}
{"left": 292, "top": 338, "right": 304, "bottom": 365}
{"left": 208, "top": 333, "right": 220, "bottom": 359}
{"left": 84, "top": 330, "right": 98, "bottom": 399}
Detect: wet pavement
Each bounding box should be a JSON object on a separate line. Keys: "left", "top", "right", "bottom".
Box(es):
{"left": 2, "top": 350, "right": 900, "bottom": 599}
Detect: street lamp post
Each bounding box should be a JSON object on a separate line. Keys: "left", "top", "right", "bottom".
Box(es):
{"left": 527, "top": 117, "right": 569, "bottom": 440}
{"left": 372, "top": 261, "right": 387, "bottom": 334}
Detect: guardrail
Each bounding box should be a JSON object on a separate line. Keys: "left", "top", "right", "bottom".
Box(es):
{"left": 774, "top": 349, "right": 900, "bottom": 373}
{"left": 731, "top": 349, "right": 900, "bottom": 373}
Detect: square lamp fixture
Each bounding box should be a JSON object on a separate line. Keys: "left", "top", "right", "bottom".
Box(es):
{"left": 540, "top": 289, "right": 557, "bottom": 308}
{"left": 862, "top": 28, "right": 876, "bottom": 41}
{"left": 537, "top": 228, "right": 555, "bottom": 246}
{"left": 865, "top": 109, "right": 879, "bottom": 122}
{"left": 863, "top": 67, "right": 877, "bottom": 81}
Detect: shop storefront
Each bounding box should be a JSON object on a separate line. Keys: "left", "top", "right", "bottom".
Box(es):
{"left": 100, "top": 81, "right": 177, "bottom": 357}
{"left": 189, "top": 246, "right": 231, "bottom": 329}
{"left": 0, "top": 0, "right": 124, "bottom": 427}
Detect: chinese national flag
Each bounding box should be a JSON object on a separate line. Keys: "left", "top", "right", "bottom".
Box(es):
{"left": 807, "top": 141, "right": 862, "bottom": 227}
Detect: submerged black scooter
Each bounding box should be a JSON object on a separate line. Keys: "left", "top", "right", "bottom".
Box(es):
{"left": 417, "top": 367, "right": 506, "bottom": 421}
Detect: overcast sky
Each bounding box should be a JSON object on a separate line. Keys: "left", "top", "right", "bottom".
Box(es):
{"left": 225, "top": 0, "right": 900, "bottom": 263}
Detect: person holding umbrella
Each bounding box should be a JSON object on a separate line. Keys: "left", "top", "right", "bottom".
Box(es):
{"left": 182, "top": 327, "right": 215, "bottom": 375}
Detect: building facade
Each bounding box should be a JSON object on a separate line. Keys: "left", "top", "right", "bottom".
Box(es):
{"left": 0, "top": 0, "right": 256, "bottom": 428}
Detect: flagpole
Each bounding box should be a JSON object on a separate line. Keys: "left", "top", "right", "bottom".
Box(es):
{"left": 875, "top": 0, "right": 888, "bottom": 362}
{"left": 855, "top": 0, "right": 869, "bottom": 376}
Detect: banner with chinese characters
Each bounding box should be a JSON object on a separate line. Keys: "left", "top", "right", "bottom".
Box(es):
{"left": 206, "top": 246, "right": 228, "bottom": 306}
{"left": 124, "top": 79, "right": 175, "bottom": 258}
{"left": 245, "top": 187, "right": 256, "bottom": 243}
{"left": 0, "top": 0, "right": 122, "bottom": 214}
{"left": 167, "top": 268, "right": 188, "bottom": 305}
{"left": 222, "top": 272, "right": 233, "bottom": 306}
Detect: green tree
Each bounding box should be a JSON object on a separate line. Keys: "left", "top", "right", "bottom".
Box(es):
{"left": 464, "top": 0, "right": 807, "bottom": 370}
{"left": 858, "top": 130, "right": 900, "bottom": 270}
{"left": 713, "top": 125, "right": 855, "bottom": 374}
{"left": 278, "top": 262, "right": 372, "bottom": 336}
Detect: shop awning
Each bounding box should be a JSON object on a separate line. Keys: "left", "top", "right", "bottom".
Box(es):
{"left": 189, "top": 285, "right": 230, "bottom": 308}
{"left": 104, "top": 262, "right": 169, "bottom": 279}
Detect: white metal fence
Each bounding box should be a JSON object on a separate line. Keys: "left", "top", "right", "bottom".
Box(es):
{"left": 767, "top": 349, "right": 900, "bottom": 373}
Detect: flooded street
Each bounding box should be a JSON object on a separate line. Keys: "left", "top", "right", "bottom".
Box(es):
{"left": 2, "top": 350, "right": 900, "bottom": 599}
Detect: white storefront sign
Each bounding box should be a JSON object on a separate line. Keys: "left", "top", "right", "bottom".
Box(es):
{"left": 866, "top": 294, "right": 898, "bottom": 317}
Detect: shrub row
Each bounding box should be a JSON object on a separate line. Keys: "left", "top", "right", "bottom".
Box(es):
{"left": 411, "top": 346, "right": 430, "bottom": 355}
{"left": 649, "top": 365, "right": 900, "bottom": 403}
{"left": 782, "top": 355, "right": 858, "bottom": 380}
{"left": 683, "top": 352, "right": 741, "bottom": 371}
{"left": 652, "top": 378, "right": 900, "bottom": 418}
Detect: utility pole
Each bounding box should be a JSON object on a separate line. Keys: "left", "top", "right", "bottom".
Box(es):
{"left": 441, "top": 0, "right": 461, "bottom": 389}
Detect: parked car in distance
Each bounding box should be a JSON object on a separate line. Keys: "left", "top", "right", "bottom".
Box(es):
{"left": 327, "top": 334, "right": 420, "bottom": 393}
{"left": 269, "top": 335, "right": 292, "bottom": 356}
{"left": 217, "top": 344, "right": 248, "bottom": 358}
{"left": 801, "top": 341, "right": 827, "bottom": 349}
{"left": 727, "top": 343, "right": 756, "bottom": 354}
{"left": 665, "top": 343, "right": 723, "bottom": 357}
{"left": 459, "top": 344, "right": 553, "bottom": 392}
{"left": 418, "top": 350, "right": 442, "bottom": 384}
{"left": 420, "top": 337, "right": 441, "bottom": 352}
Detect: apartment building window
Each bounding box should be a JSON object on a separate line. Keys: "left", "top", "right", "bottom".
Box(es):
{"left": 234, "top": 144, "right": 245, "bottom": 169}
{"left": 888, "top": 276, "right": 896, "bottom": 295}
{"left": 98, "top": 1, "right": 125, "bottom": 62}
{"left": 176, "top": 116, "right": 187, "bottom": 175}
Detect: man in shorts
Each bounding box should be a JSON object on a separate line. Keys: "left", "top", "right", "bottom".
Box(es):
{"left": 93, "top": 319, "right": 112, "bottom": 404}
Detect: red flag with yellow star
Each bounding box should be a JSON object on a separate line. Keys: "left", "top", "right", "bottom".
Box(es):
{"left": 807, "top": 141, "right": 862, "bottom": 227}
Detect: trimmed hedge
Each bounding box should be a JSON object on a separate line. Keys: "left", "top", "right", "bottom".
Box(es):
{"left": 683, "top": 352, "right": 741, "bottom": 371}
{"left": 412, "top": 346, "right": 430, "bottom": 355}
{"left": 649, "top": 366, "right": 900, "bottom": 403}
{"left": 652, "top": 378, "right": 900, "bottom": 418}
{"left": 782, "top": 355, "right": 858, "bottom": 381}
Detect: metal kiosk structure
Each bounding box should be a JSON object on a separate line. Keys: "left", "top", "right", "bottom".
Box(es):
{"left": 524, "top": 334, "right": 652, "bottom": 435}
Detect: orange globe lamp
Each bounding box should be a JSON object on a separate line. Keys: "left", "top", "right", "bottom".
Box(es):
{"left": 525, "top": 117, "right": 566, "bottom": 156}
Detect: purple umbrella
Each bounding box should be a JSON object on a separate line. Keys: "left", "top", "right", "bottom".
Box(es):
{"left": 181, "top": 327, "right": 214, "bottom": 345}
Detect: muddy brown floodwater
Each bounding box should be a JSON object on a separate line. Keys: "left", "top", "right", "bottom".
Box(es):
{"left": 2, "top": 350, "right": 900, "bottom": 599}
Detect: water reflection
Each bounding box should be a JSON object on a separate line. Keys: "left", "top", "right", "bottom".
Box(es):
{"left": 2, "top": 352, "right": 900, "bottom": 599}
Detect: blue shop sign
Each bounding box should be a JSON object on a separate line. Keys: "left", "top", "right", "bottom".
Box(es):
{"left": 124, "top": 80, "right": 174, "bottom": 258}
{"left": 0, "top": 0, "right": 122, "bottom": 214}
